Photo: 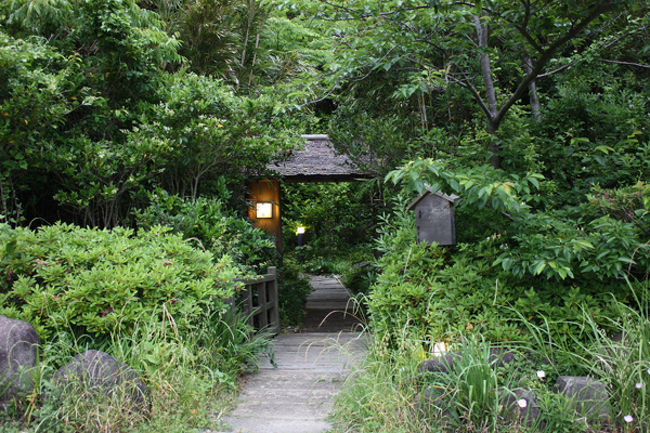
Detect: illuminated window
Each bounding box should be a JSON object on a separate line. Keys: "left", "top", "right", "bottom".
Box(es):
{"left": 256, "top": 202, "right": 273, "bottom": 219}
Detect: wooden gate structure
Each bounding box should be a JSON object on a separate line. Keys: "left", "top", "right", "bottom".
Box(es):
{"left": 248, "top": 134, "right": 374, "bottom": 252}
{"left": 240, "top": 135, "right": 373, "bottom": 332}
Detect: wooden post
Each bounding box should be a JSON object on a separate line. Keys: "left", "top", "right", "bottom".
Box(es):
{"left": 267, "top": 266, "right": 279, "bottom": 333}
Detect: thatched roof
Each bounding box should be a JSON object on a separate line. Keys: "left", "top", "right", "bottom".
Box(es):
{"left": 267, "top": 134, "right": 372, "bottom": 182}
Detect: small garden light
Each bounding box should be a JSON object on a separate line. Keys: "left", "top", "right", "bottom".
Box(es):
{"left": 432, "top": 342, "right": 448, "bottom": 357}
{"left": 296, "top": 226, "right": 305, "bottom": 248}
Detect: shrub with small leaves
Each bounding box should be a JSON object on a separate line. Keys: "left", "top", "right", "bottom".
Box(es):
{"left": 0, "top": 222, "right": 240, "bottom": 342}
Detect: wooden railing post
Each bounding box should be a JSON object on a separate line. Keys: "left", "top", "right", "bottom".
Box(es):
{"left": 267, "top": 266, "right": 279, "bottom": 332}
{"left": 234, "top": 266, "right": 279, "bottom": 334}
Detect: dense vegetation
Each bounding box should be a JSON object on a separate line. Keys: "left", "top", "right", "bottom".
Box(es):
{"left": 1, "top": 0, "right": 649, "bottom": 431}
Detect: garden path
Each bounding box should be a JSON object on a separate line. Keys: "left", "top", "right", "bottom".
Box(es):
{"left": 214, "top": 275, "right": 366, "bottom": 433}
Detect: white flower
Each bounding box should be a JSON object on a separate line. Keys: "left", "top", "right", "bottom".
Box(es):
{"left": 516, "top": 398, "right": 528, "bottom": 408}
{"left": 536, "top": 370, "right": 546, "bottom": 379}
{"left": 624, "top": 415, "right": 634, "bottom": 423}
{"left": 647, "top": 368, "right": 650, "bottom": 375}
{"left": 636, "top": 382, "right": 643, "bottom": 389}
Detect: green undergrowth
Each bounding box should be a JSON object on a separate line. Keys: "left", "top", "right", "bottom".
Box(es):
{"left": 367, "top": 192, "right": 648, "bottom": 350}
{"left": 0, "top": 307, "right": 272, "bottom": 433}
{"left": 331, "top": 288, "right": 650, "bottom": 432}
{"left": 278, "top": 255, "right": 312, "bottom": 327}
{"left": 0, "top": 222, "right": 274, "bottom": 432}
{"left": 134, "top": 188, "right": 277, "bottom": 274}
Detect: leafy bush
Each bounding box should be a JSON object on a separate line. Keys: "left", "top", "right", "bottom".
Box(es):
{"left": 369, "top": 159, "right": 649, "bottom": 349}
{"left": 0, "top": 221, "right": 276, "bottom": 432}
{"left": 0, "top": 0, "right": 302, "bottom": 228}
{"left": 134, "top": 188, "right": 276, "bottom": 273}
{"left": 335, "top": 248, "right": 377, "bottom": 295}
{"left": 281, "top": 182, "right": 376, "bottom": 262}
{"left": 277, "top": 255, "right": 311, "bottom": 326}
{"left": 366, "top": 194, "right": 636, "bottom": 350}
{"left": 0, "top": 222, "right": 239, "bottom": 342}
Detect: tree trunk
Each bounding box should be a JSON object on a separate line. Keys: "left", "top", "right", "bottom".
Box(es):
{"left": 474, "top": 15, "right": 501, "bottom": 168}
{"left": 524, "top": 57, "right": 541, "bottom": 120}
{"left": 0, "top": 176, "right": 7, "bottom": 224}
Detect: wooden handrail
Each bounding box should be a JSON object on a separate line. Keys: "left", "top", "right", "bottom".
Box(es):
{"left": 230, "top": 266, "right": 279, "bottom": 334}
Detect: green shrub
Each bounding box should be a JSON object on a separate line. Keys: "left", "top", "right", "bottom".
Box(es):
{"left": 328, "top": 248, "right": 377, "bottom": 295}
{"left": 134, "top": 188, "right": 277, "bottom": 273}
{"left": 278, "top": 256, "right": 311, "bottom": 326}
{"left": 281, "top": 182, "right": 377, "bottom": 261}
{"left": 0, "top": 222, "right": 240, "bottom": 342}
{"left": 366, "top": 195, "right": 632, "bottom": 350}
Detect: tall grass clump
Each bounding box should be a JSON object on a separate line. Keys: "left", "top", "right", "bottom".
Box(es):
{"left": 521, "top": 278, "right": 650, "bottom": 432}
{"left": 331, "top": 324, "right": 625, "bottom": 433}
{"left": 2, "top": 307, "right": 273, "bottom": 433}
{"left": 331, "top": 329, "right": 433, "bottom": 433}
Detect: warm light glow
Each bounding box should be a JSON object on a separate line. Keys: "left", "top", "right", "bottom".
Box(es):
{"left": 296, "top": 226, "right": 305, "bottom": 235}
{"left": 256, "top": 202, "right": 273, "bottom": 219}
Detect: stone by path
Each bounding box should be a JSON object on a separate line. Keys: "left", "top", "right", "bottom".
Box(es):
{"left": 215, "top": 275, "right": 367, "bottom": 433}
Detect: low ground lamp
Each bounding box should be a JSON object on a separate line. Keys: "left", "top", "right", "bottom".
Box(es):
{"left": 407, "top": 190, "right": 460, "bottom": 246}
{"left": 296, "top": 226, "right": 305, "bottom": 247}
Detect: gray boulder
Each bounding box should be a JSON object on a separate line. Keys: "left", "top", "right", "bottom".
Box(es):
{"left": 419, "top": 348, "right": 527, "bottom": 375}
{"left": 53, "top": 350, "right": 148, "bottom": 410}
{"left": 419, "top": 353, "right": 458, "bottom": 374}
{"left": 499, "top": 388, "right": 541, "bottom": 426}
{"left": 0, "top": 315, "right": 40, "bottom": 408}
{"left": 553, "top": 376, "right": 610, "bottom": 421}
{"left": 414, "top": 386, "right": 456, "bottom": 426}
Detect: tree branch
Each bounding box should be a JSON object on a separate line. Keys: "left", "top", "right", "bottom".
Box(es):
{"left": 600, "top": 59, "right": 650, "bottom": 69}
{"left": 447, "top": 74, "right": 492, "bottom": 120}
{"left": 493, "top": 1, "right": 612, "bottom": 127}
{"left": 537, "top": 62, "right": 575, "bottom": 78}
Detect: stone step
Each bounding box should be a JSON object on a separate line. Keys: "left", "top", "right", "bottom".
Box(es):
{"left": 220, "top": 418, "right": 332, "bottom": 433}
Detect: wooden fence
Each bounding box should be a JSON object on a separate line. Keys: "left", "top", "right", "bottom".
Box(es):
{"left": 236, "top": 266, "right": 279, "bottom": 334}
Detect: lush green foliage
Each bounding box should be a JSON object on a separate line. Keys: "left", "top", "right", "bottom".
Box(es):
{"left": 277, "top": 255, "right": 311, "bottom": 326}
{"left": 134, "top": 188, "right": 276, "bottom": 273}
{"left": 0, "top": 307, "right": 272, "bottom": 433}
{"left": 387, "top": 160, "right": 649, "bottom": 282}
{"left": 518, "top": 282, "right": 650, "bottom": 432}
{"left": 0, "top": 222, "right": 239, "bottom": 341}
{"left": 1, "top": 0, "right": 649, "bottom": 430}
{"left": 0, "top": 222, "right": 276, "bottom": 432}
{"left": 280, "top": 182, "right": 378, "bottom": 282}
{"left": 367, "top": 193, "right": 648, "bottom": 349}
{"left": 335, "top": 285, "right": 650, "bottom": 432}
{"left": 281, "top": 182, "right": 376, "bottom": 255}
{"left": 0, "top": 0, "right": 303, "bottom": 227}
